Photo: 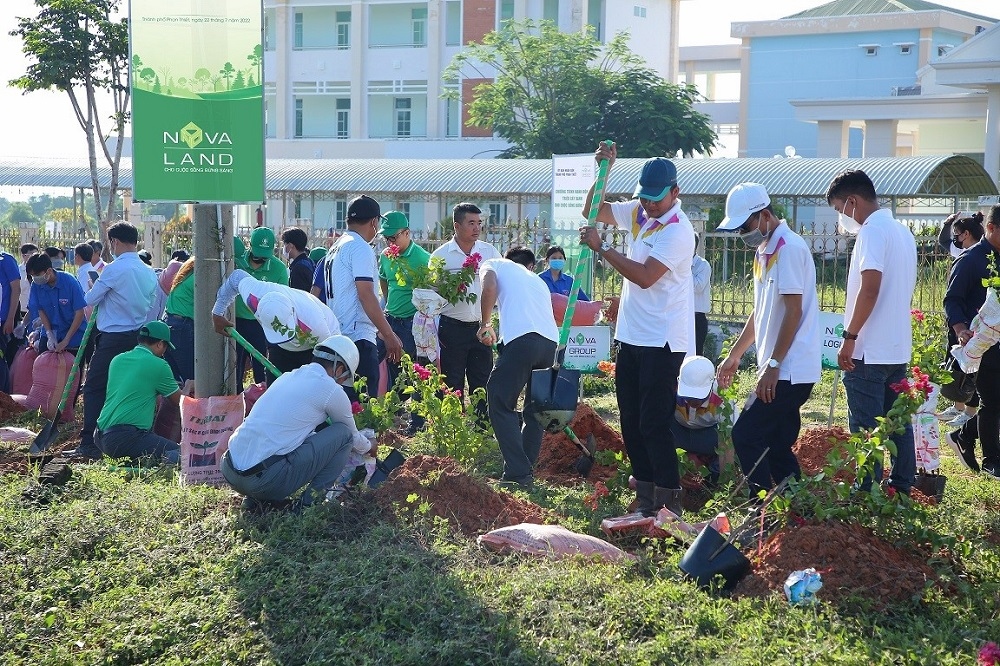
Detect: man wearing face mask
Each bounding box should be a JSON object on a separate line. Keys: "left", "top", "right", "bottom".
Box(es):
{"left": 26, "top": 253, "right": 86, "bottom": 354}
{"left": 715, "top": 183, "right": 820, "bottom": 497}
{"left": 221, "top": 334, "right": 376, "bottom": 511}
{"left": 234, "top": 227, "right": 289, "bottom": 391}
{"left": 70, "top": 222, "right": 157, "bottom": 461}
{"left": 580, "top": 143, "right": 695, "bottom": 517}
{"left": 827, "top": 169, "right": 918, "bottom": 494}
{"left": 325, "top": 194, "right": 403, "bottom": 398}
{"left": 280, "top": 227, "right": 314, "bottom": 292}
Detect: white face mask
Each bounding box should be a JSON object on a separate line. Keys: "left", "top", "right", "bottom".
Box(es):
{"left": 837, "top": 199, "right": 861, "bottom": 235}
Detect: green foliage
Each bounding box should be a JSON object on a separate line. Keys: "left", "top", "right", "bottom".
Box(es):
{"left": 444, "top": 19, "right": 717, "bottom": 159}
{"left": 5, "top": 202, "right": 40, "bottom": 227}
{"left": 351, "top": 377, "right": 402, "bottom": 434}
{"left": 219, "top": 61, "right": 235, "bottom": 90}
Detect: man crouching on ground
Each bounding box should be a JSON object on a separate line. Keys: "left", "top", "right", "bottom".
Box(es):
{"left": 221, "top": 334, "right": 378, "bottom": 512}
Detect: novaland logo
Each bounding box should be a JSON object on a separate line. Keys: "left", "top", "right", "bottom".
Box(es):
{"left": 180, "top": 122, "right": 203, "bottom": 149}
{"left": 576, "top": 333, "right": 586, "bottom": 344}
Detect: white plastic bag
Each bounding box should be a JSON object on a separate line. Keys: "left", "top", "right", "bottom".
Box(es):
{"left": 411, "top": 288, "right": 449, "bottom": 362}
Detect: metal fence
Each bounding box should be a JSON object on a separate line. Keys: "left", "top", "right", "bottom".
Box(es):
{"left": 1, "top": 218, "right": 949, "bottom": 321}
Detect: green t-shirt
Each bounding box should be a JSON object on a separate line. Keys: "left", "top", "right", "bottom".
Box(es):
{"left": 164, "top": 271, "right": 195, "bottom": 319}
{"left": 97, "top": 346, "right": 180, "bottom": 431}
{"left": 378, "top": 241, "right": 432, "bottom": 318}
{"left": 233, "top": 252, "right": 289, "bottom": 319}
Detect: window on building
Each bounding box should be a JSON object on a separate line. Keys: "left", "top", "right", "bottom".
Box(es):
{"left": 399, "top": 202, "right": 411, "bottom": 220}
{"left": 336, "top": 11, "right": 351, "bottom": 48}
{"left": 336, "top": 98, "right": 350, "bottom": 139}
{"left": 445, "top": 1, "right": 461, "bottom": 45}
{"left": 395, "top": 97, "right": 412, "bottom": 137}
{"left": 487, "top": 203, "right": 507, "bottom": 225}
{"left": 633, "top": 5, "right": 646, "bottom": 18}
{"left": 899, "top": 45, "right": 912, "bottom": 55}
{"left": 859, "top": 44, "right": 879, "bottom": 56}
{"left": 294, "top": 98, "right": 303, "bottom": 137}
{"left": 334, "top": 201, "right": 347, "bottom": 230}
{"left": 412, "top": 8, "right": 427, "bottom": 47}
{"left": 500, "top": 0, "right": 514, "bottom": 24}
{"left": 294, "top": 197, "right": 302, "bottom": 219}
{"left": 294, "top": 12, "right": 303, "bottom": 49}
{"left": 446, "top": 97, "right": 459, "bottom": 137}
{"left": 938, "top": 44, "right": 954, "bottom": 57}
{"left": 543, "top": 0, "right": 559, "bottom": 22}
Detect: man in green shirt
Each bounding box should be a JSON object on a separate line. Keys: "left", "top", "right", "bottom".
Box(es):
{"left": 95, "top": 321, "right": 181, "bottom": 464}
{"left": 234, "top": 228, "right": 289, "bottom": 389}
{"left": 378, "top": 211, "right": 431, "bottom": 434}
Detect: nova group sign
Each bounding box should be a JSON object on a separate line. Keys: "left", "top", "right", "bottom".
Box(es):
{"left": 562, "top": 326, "right": 611, "bottom": 374}
{"left": 129, "top": 0, "right": 265, "bottom": 202}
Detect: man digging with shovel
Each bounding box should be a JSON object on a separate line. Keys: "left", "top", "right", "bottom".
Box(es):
{"left": 580, "top": 143, "right": 696, "bottom": 517}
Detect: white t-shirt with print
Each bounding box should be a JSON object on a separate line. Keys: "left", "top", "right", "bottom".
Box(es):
{"left": 326, "top": 231, "right": 378, "bottom": 344}
{"left": 845, "top": 208, "right": 917, "bottom": 364}
{"left": 479, "top": 258, "right": 559, "bottom": 345}
{"left": 430, "top": 238, "right": 502, "bottom": 323}
{"left": 752, "top": 222, "right": 821, "bottom": 384}
{"left": 609, "top": 199, "right": 695, "bottom": 352}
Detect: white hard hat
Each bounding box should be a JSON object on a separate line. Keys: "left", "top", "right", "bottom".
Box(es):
{"left": 313, "top": 335, "right": 359, "bottom": 376}
{"left": 677, "top": 355, "right": 717, "bottom": 399}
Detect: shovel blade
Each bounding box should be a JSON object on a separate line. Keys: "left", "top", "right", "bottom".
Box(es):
{"left": 574, "top": 454, "right": 594, "bottom": 478}
{"left": 368, "top": 449, "right": 406, "bottom": 488}
{"left": 28, "top": 419, "right": 60, "bottom": 457}
{"left": 529, "top": 367, "right": 581, "bottom": 433}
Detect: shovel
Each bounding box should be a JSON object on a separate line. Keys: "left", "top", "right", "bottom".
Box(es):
{"left": 563, "top": 427, "right": 596, "bottom": 477}
{"left": 529, "top": 139, "right": 613, "bottom": 435}
{"left": 28, "top": 307, "right": 99, "bottom": 457}
{"left": 228, "top": 326, "right": 406, "bottom": 486}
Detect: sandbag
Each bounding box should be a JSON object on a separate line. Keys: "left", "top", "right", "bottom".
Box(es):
{"left": 152, "top": 394, "right": 182, "bottom": 443}
{"left": 179, "top": 394, "right": 245, "bottom": 486}
{"left": 242, "top": 381, "right": 268, "bottom": 416}
{"left": 550, "top": 293, "right": 603, "bottom": 326}
{"left": 477, "top": 523, "right": 632, "bottom": 561}
{"left": 11, "top": 351, "right": 80, "bottom": 422}
{"left": 9, "top": 345, "right": 37, "bottom": 395}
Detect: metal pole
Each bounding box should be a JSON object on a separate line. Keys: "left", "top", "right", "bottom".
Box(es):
{"left": 194, "top": 204, "right": 234, "bottom": 397}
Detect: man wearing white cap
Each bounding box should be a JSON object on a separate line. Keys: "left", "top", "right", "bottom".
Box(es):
{"left": 672, "top": 356, "right": 724, "bottom": 487}
{"left": 580, "top": 142, "right": 695, "bottom": 517}
{"left": 716, "top": 182, "right": 820, "bottom": 497}
{"left": 212, "top": 269, "right": 341, "bottom": 382}
{"left": 221, "top": 334, "right": 376, "bottom": 511}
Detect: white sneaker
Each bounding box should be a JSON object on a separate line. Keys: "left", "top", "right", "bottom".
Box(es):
{"left": 946, "top": 412, "right": 975, "bottom": 428}
{"left": 936, "top": 406, "right": 962, "bottom": 421}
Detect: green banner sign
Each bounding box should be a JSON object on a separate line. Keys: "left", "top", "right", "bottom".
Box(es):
{"left": 130, "top": 0, "right": 265, "bottom": 203}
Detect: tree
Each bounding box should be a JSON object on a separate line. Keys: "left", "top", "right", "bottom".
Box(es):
{"left": 247, "top": 44, "right": 262, "bottom": 84}
{"left": 232, "top": 70, "right": 245, "bottom": 90}
{"left": 219, "top": 61, "right": 235, "bottom": 91}
{"left": 10, "top": 0, "right": 130, "bottom": 241}
{"left": 194, "top": 67, "right": 211, "bottom": 91}
{"left": 444, "top": 20, "right": 717, "bottom": 159}
{"left": 5, "top": 202, "right": 41, "bottom": 227}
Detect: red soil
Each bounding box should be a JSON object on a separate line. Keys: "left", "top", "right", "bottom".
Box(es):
{"left": 536, "top": 404, "right": 625, "bottom": 484}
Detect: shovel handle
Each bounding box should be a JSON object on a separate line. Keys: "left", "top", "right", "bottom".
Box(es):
{"left": 56, "top": 305, "right": 99, "bottom": 414}
{"left": 555, "top": 139, "right": 613, "bottom": 367}
{"left": 227, "top": 326, "right": 283, "bottom": 378}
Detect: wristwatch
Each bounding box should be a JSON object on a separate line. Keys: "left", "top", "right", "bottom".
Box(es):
{"left": 599, "top": 241, "right": 612, "bottom": 254}
{"left": 841, "top": 330, "right": 859, "bottom": 341}
{"left": 766, "top": 358, "right": 780, "bottom": 369}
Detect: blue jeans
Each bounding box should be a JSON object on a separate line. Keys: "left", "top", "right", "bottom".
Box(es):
{"left": 385, "top": 314, "right": 425, "bottom": 430}
{"left": 843, "top": 359, "right": 915, "bottom": 493}
{"left": 355, "top": 339, "right": 379, "bottom": 399}
{"left": 163, "top": 314, "right": 194, "bottom": 383}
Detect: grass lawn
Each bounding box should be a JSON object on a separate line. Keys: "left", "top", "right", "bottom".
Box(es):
{"left": 2, "top": 371, "right": 1000, "bottom": 665}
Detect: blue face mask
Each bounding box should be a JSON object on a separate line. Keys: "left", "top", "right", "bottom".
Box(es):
{"left": 549, "top": 259, "right": 566, "bottom": 271}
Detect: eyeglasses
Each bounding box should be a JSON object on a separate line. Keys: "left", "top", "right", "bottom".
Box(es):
{"left": 249, "top": 255, "right": 267, "bottom": 263}
{"left": 737, "top": 211, "right": 762, "bottom": 234}
{"left": 385, "top": 229, "right": 407, "bottom": 244}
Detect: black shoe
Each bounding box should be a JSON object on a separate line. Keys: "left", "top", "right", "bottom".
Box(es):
{"left": 65, "top": 446, "right": 103, "bottom": 462}
{"left": 983, "top": 465, "right": 1000, "bottom": 480}
{"left": 946, "top": 430, "right": 980, "bottom": 472}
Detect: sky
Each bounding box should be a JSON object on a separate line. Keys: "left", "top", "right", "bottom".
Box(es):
{"left": 0, "top": 0, "right": 994, "bottom": 195}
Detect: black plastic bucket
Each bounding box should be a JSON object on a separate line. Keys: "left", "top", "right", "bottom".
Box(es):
{"left": 679, "top": 525, "right": 751, "bottom": 590}
{"left": 529, "top": 367, "right": 581, "bottom": 433}
{"left": 368, "top": 449, "right": 406, "bottom": 488}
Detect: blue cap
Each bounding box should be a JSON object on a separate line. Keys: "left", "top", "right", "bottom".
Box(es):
{"left": 633, "top": 157, "right": 677, "bottom": 202}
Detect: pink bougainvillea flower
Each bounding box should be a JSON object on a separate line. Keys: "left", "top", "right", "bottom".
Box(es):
{"left": 462, "top": 252, "right": 482, "bottom": 270}
{"left": 351, "top": 401, "right": 364, "bottom": 415}
{"left": 412, "top": 363, "right": 432, "bottom": 381}
{"left": 910, "top": 308, "right": 925, "bottom": 322}
{"left": 383, "top": 244, "right": 401, "bottom": 259}
{"left": 978, "top": 642, "right": 1000, "bottom": 666}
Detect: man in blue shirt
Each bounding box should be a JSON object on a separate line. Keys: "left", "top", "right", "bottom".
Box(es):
{"left": 26, "top": 253, "right": 86, "bottom": 353}
{"left": 68, "top": 222, "right": 157, "bottom": 461}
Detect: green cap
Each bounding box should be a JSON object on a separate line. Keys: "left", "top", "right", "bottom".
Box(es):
{"left": 309, "top": 246, "right": 328, "bottom": 263}
{"left": 140, "top": 320, "right": 176, "bottom": 349}
{"left": 380, "top": 211, "right": 409, "bottom": 237}
{"left": 249, "top": 227, "right": 276, "bottom": 259}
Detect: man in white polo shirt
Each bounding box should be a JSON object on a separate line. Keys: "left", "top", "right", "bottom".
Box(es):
{"left": 716, "top": 183, "right": 820, "bottom": 497}
{"left": 477, "top": 246, "right": 559, "bottom": 489}
{"left": 827, "top": 169, "right": 918, "bottom": 494}
{"left": 580, "top": 143, "right": 695, "bottom": 517}
{"left": 324, "top": 195, "right": 403, "bottom": 397}
{"left": 431, "top": 202, "right": 502, "bottom": 419}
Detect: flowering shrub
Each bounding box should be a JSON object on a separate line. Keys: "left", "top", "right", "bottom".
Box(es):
{"left": 909, "top": 308, "right": 950, "bottom": 385}
{"left": 583, "top": 481, "right": 610, "bottom": 511}
{"left": 980, "top": 642, "right": 1000, "bottom": 666}
{"left": 351, "top": 378, "right": 402, "bottom": 433}
{"left": 382, "top": 248, "right": 481, "bottom": 305}
{"left": 596, "top": 360, "right": 615, "bottom": 377}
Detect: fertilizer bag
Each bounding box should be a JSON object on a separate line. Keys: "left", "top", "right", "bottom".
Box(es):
{"left": 478, "top": 523, "right": 632, "bottom": 562}
{"left": 179, "top": 394, "right": 245, "bottom": 487}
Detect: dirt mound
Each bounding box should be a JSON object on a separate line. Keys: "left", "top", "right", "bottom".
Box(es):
{"left": 793, "top": 426, "right": 852, "bottom": 479}
{"left": 374, "top": 454, "right": 552, "bottom": 538}
{"left": 734, "top": 520, "right": 935, "bottom": 608}
{"left": 536, "top": 404, "right": 625, "bottom": 484}
{"left": 0, "top": 392, "right": 28, "bottom": 424}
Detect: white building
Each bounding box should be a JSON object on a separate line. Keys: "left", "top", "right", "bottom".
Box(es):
{"left": 262, "top": 0, "right": 682, "bottom": 233}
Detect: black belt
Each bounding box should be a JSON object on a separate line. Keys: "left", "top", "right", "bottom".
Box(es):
{"left": 231, "top": 452, "right": 287, "bottom": 477}
{"left": 386, "top": 314, "right": 414, "bottom": 323}
{"left": 440, "top": 316, "right": 480, "bottom": 328}
{"left": 165, "top": 313, "right": 193, "bottom": 322}
{"left": 99, "top": 424, "right": 142, "bottom": 435}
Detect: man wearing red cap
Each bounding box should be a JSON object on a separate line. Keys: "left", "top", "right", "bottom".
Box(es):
{"left": 580, "top": 143, "right": 695, "bottom": 517}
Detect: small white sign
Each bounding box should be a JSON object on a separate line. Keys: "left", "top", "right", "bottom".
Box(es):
{"left": 819, "top": 311, "right": 845, "bottom": 370}
{"left": 562, "top": 325, "right": 611, "bottom": 373}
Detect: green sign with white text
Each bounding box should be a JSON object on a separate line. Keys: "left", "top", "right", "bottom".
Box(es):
{"left": 129, "top": 0, "right": 264, "bottom": 203}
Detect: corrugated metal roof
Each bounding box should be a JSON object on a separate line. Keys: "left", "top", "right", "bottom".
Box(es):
{"left": 0, "top": 154, "right": 994, "bottom": 198}
{"left": 785, "top": 0, "right": 996, "bottom": 22}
